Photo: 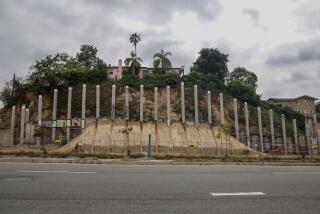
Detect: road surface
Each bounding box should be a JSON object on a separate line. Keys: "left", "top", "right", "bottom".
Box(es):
{"left": 0, "top": 163, "right": 320, "bottom": 214}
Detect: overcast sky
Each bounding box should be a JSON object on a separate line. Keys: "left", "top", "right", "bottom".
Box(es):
{"left": 1, "top": 0, "right": 320, "bottom": 99}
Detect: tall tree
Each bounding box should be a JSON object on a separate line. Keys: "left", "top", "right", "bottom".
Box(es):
{"left": 228, "top": 67, "right": 258, "bottom": 89}
{"left": 153, "top": 49, "right": 172, "bottom": 73}
{"left": 191, "top": 48, "right": 229, "bottom": 83}
{"left": 129, "top": 33, "right": 141, "bottom": 56}
{"left": 28, "top": 53, "right": 71, "bottom": 91}
{"left": 76, "top": 45, "right": 107, "bottom": 70}
{"left": 124, "top": 51, "right": 143, "bottom": 75}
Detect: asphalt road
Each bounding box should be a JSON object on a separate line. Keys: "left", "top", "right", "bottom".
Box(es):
{"left": 0, "top": 163, "right": 320, "bottom": 214}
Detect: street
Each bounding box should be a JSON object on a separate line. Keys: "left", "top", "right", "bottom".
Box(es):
{"left": 0, "top": 163, "right": 320, "bottom": 214}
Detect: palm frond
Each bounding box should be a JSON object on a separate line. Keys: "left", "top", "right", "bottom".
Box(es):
{"left": 153, "top": 59, "right": 160, "bottom": 68}
{"left": 165, "top": 51, "right": 172, "bottom": 56}
{"left": 153, "top": 53, "right": 162, "bottom": 58}
{"left": 124, "top": 58, "right": 131, "bottom": 66}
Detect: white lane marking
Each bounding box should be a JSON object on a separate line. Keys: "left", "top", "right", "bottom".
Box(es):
{"left": 272, "top": 172, "right": 320, "bottom": 175}
{"left": 210, "top": 192, "right": 265, "bottom": 196}
{"left": 16, "top": 170, "right": 96, "bottom": 174}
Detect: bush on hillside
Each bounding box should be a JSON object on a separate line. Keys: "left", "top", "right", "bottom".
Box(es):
{"left": 227, "top": 80, "right": 260, "bottom": 106}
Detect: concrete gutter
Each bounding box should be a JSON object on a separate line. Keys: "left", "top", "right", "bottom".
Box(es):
{"left": 0, "top": 156, "right": 320, "bottom": 166}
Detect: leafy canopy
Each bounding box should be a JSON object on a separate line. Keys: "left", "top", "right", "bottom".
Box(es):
{"left": 228, "top": 67, "right": 257, "bottom": 89}
{"left": 76, "top": 45, "right": 107, "bottom": 70}
{"left": 27, "top": 45, "right": 107, "bottom": 93}
{"left": 191, "top": 48, "right": 229, "bottom": 83}
{"left": 227, "top": 80, "right": 260, "bottom": 105}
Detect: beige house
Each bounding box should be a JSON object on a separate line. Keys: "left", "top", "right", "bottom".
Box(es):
{"left": 268, "top": 95, "right": 318, "bottom": 117}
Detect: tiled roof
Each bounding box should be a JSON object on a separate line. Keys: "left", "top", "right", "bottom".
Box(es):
{"left": 268, "top": 95, "right": 318, "bottom": 101}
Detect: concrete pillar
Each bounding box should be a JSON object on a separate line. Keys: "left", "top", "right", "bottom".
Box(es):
{"left": 313, "top": 114, "right": 318, "bottom": 138}
{"left": 312, "top": 114, "right": 320, "bottom": 155}
{"left": 308, "top": 118, "right": 315, "bottom": 138}
{"left": 66, "top": 87, "right": 72, "bottom": 143}
{"left": 125, "top": 86, "right": 129, "bottom": 120}
{"left": 81, "top": 84, "right": 86, "bottom": 129}
{"left": 52, "top": 89, "right": 58, "bottom": 144}
{"left": 25, "top": 108, "right": 30, "bottom": 124}
{"left": 318, "top": 129, "right": 320, "bottom": 154}
{"left": 96, "top": 85, "right": 100, "bottom": 118}
{"left": 305, "top": 119, "right": 312, "bottom": 155}
{"left": 11, "top": 105, "right": 16, "bottom": 145}
{"left": 166, "top": 86, "right": 171, "bottom": 126}
{"left": 111, "top": 84, "right": 116, "bottom": 120}
{"left": 154, "top": 87, "right": 159, "bottom": 152}
{"left": 233, "top": 99, "right": 239, "bottom": 140}
{"left": 181, "top": 82, "right": 185, "bottom": 124}
{"left": 20, "top": 104, "right": 26, "bottom": 144}
{"left": 30, "top": 124, "right": 34, "bottom": 144}
{"left": 244, "top": 102, "right": 250, "bottom": 147}
{"left": 219, "top": 93, "right": 225, "bottom": 125}
{"left": 207, "top": 91, "right": 212, "bottom": 124}
{"left": 154, "top": 87, "right": 158, "bottom": 121}
{"left": 269, "top": 109, "right": 275, "bottom": 148}
{"left": 281, "top": 114, "right": 288, "bottom": 155}
{"left": 38, "top": 95, "right": 43, "bottom": 126}
{"left": 140, "top": 85, "right": 144, "bottom": 122}
{"left": 25, "top": 123, "right": 31, "bottom": 143}
{"left": 257, "top": 107, "right": 264, "bottom": 152}
{"left": 293, "top": 119, "right": 299, "bottom": 154}
{"left": 194, "top": 85, "right": 198, "bottom": 126}
{"left": 25, "top": 108, "right": 30, "bottom": 144}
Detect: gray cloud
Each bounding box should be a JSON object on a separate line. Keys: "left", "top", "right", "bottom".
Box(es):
{"left": 1, "top": 0, "right": 320, "bottom": 102}
{"left": 287, "top": 71, "right": 313, "bottom": 83}
{"left": 242, "top": 8, "right": 260, "bottom": 21}
{"left": 266, "top": 38, "right": 320, "bottom": 66}
{"left": 262, "top": 38, "right": 320, "bottom": 99}
{"left": 0, "top": 0, "right": 222, "bottom": 88}
{"left": 263, "top": 89, "right": 282, "bottom": 98}
{"left": 91, "top": 0, "right": 222, "bottom": 24}
{"left": 201, "top": 39, "right": 256, "bottom": 71}
{"left": 294, "top": 1, "right": 320, "bottom": 33}
{"left": 242, "top": 8, "right": 268, "bottom": 30}
{"left": 139, "top": 39, "right": 194, "bottom": 70}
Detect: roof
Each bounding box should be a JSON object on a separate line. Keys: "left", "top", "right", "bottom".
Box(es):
{"left": 268, "top": 95, "right": 318, "bottom": 102}
{"left": 107, "top": 66, "right": 183, "bottom": 70}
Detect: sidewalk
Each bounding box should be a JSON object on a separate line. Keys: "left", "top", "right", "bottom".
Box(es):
{"left": 1, "top": 156, "right": 320, "bottom": 166}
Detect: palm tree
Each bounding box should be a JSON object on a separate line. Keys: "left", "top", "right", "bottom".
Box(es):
{"left": 129, "top": 33, "right": 141, "bottom": 56}
{"left": 124, "top": 51, "right": 143, "bottom": 75}
{"left": 153, "top": 49, "right": 172, "bottom": 74}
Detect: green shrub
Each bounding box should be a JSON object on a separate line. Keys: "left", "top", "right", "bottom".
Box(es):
{"left": 129, "top": 152, "right": 146, "bottom": 159}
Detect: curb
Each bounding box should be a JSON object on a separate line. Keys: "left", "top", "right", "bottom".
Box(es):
{"left": 1, "top": 157, "right": 320, "bottom": 166}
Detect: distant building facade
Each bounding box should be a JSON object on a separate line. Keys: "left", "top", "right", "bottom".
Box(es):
{"left": 268, "top": 95, "right": 318, "bottom": 117}
{"left": 107, "top": 59, "right": 184, "bottom": 80}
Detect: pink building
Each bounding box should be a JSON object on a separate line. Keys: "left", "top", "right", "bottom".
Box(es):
{"left": 108, "top": 59, "right": 123, "bottom": 80}
{"left": 107, "top": 59, "right": 184, "bottom": 80}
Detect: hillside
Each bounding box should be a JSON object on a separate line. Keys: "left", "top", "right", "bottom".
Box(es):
{"left": 0, "top": 81, "right": 307, "bottom": 154}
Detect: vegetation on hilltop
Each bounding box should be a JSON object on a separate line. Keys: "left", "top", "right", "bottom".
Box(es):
{"left": 0, "top": 34, "right": 307, "bottom": 133}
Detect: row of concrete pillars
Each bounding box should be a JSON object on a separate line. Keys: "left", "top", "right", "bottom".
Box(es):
{"left": 10, "top": 83, "right": 319, "bottom": 155}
